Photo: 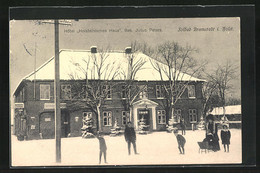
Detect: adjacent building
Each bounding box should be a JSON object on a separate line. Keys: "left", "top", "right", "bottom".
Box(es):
{"left": 13, "top": 48, "right": 205, "bottom": 140}
{"left": 210, "top": 105, "right": 241, "bottom": 128}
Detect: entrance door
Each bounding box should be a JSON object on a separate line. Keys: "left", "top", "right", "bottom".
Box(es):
{"left": 40, "top": 111, "right": 70, "bottom": 139}
{"left": 39, "top": 112, "right": 55, "bottom": 139}
{"left": 61, "top": 110, "right": 70, "bottom": 137}
{"left": 138, "top": 109, "right": 150, "bottom": 125}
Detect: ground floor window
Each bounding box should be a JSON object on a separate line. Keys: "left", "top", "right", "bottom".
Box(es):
{"left": 174, "top": 109, "right": 182, "bottom": 123}
{"left": 157, "top": 110, "right": 166, "bottom": 124}
{"left": 189, "top": 109, "right": 197, "bottom": 123}
{"left": 83, "top": 112, "right": 92, "bottom": 125}
{"left": 122, "top": 111, "right": 129, "bottom": 125}
{"left": 103, "top": 111, "right": 112, "bottom": 126}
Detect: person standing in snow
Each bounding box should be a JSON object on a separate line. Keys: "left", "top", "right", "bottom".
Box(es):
{"left": 173, "top": 129, "right": 186, "bottom": 154}
{"left": 124, "top": 121, "right": 139, "bottom": 155}
{"left": 220, "top": 124, "right": 231, "bottom": 152}
{"left": 95, "top": 131, "right": 107, "bottom": 164}
{"left": 179, "top": 117, "right": 186, "bottom": 135}
{"left": 205, "top": 114, "right": 220, "bottom": 152}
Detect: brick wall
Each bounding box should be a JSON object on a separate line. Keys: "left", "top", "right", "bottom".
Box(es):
{"left": 14, "top": 79, "right": 204, "bottom": 139}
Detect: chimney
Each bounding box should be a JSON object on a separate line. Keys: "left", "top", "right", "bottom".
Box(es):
{"left": 90, "top": 46, "right": 97, "bottom": 53}
{"left": 125, "top": 47, "right": 132, "bottom": 80}
{"left": 125, "top": 47, "right": 132, "bottom": 54}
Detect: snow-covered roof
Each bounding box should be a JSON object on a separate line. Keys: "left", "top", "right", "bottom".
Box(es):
{"left": 210, "top": 105, "right": 241, "bottom": 115}
{"left": 24, "top": 49, "right": 205, "bottom": 82}
{"left": 14, "top": 49, "right": 205, "bottom": 95}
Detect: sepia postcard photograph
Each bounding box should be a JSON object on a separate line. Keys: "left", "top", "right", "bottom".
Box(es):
{"left": 10, "top": 16, "right": 242, "bottom": 166}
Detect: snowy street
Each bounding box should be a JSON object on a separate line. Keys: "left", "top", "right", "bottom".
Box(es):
{"left": 11, "top": 129, "right": 241, "bottom": 166}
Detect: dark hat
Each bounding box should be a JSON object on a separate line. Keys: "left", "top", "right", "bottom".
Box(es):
{"left": 206, "top": 114, "right": 214, "bottom": 121}
{"left": 222, "top": 123, "right": 229, "bottom": 129}
{"left": 173, "top": 129, "right": 178, "bottom": 134}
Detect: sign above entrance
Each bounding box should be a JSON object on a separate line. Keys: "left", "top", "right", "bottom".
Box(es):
{"left": 44, "top": 103, "right": 66, "bottom": 110}
{"left": 139, "top": 110, "right": 149, "bottom": 115}
{"left": 15, "top": 103, "right": 24, "bottom": 109}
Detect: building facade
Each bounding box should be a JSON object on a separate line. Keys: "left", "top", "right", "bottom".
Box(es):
{"left": 13, "top": 48, "right": 205, "bottom": 140}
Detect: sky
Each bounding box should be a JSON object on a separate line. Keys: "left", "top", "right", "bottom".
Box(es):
{"left": 10, "top": 18, "right": 241, "bottom": 109}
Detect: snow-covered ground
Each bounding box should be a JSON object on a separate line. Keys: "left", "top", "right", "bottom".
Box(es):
{"left": 11, "top": 129, "right": 241, "bottom": 166}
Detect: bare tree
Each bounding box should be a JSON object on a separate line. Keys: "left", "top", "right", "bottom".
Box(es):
{"left": 201, "top": 78, "right": 220, "bottom": 117}
{"left": 118, "top": 42, "right": 148, "bottom": 122}
{"left": 207, "top": 61, "right": 238, "bottom": 116}
{"left": 144, "top": 41, "right": 206, "bottom": 125}
{"left": 67, "top": 47, "right": 120, "bottom": 132}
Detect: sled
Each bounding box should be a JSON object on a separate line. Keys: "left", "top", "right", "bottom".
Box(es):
{"left": 198, "top": 141, "right": 209, "bottom": 153}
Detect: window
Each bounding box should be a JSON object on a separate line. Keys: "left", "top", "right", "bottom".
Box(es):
{"left": 80, "top": 85, "right": 87, "bottom": 99}
{"left": 83, "top": 112, "right": 92, "bottom": 125}
{"left": 103, "top": 85, "right": 112, "bottom": 99}
{"left": 189, "top": 109, "right": 197, "bottom": 123}
{"left": 61, "top": 85, "right": 71, "bottom": 100}
{"left": 121, "top": 85, "right": 127, "bottom": 99}
{"left": 174, "top": 109, "right": 182, "bottom": 123}
{"left": 122, "top": 111, "right": 129, "bottom": 125}
{"left": 21, "top": 119, "right": 26, "bottom": 131}
{"left": 139, "top": 85, "right": 148, "bottom": 99}
{"left": 40, "top": 84, "right": 50, "bottom": 100}
{"left": 188, "top": 85, "right": 196, "bottom": 98}
{"left": 156, "top": 85, "right": 164, "bottom": 98}
{"left": 158, "top": 110, "right": 166, "bottom": 124}
{"left": 103, "top": 111, "right": 112, "bottom": 126}
{"left": 83, "top": 112, "right": 92, "bottom": 119}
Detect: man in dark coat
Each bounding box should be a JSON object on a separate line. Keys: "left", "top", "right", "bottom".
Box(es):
{"left": 124, "top": 122, "right": 139, "bottom": 155}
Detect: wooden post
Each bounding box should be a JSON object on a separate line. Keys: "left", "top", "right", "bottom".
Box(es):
{"left": 33, "top": 42, "right": 37, "bottom": 100}
{"left": 54, "top": 19, "right": 61, "bottom": 163}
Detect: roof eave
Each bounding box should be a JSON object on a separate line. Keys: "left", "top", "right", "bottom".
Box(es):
{"left": 12, "top": 79, "right": 26, "bottom": 96}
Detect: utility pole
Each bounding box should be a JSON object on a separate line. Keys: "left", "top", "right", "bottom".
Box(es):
{"left": 41, "top": 19, "right": 72, "bottom": 163}
{"left": 54, "top": 19, "right": 61, "bottom": 163}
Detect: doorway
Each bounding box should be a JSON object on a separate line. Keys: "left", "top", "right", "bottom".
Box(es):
{"left": 138, "top": 109, "right": 151, "bottom": 129}
{"left": 39, "top": 111, "right": 70, "bottom": 139}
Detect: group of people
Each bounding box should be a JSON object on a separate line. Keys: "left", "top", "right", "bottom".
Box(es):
{"left": 170, "top": 114, "right": 231, "bottom": 155}
{"left": 95, "top": 114, "right": 231, "bottom": 164}
{"left": 95, "top": 121, "right": 138, "bottom": 164}
{"left": 203, "top": 114, "right": 231, "bottom": 152}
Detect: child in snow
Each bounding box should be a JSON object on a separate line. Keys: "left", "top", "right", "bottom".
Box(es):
{"left": 95, "top": 131, "right": 107, "bottom": 164}
{"left": 220, "top": 124, "right": 231, "bottom": 152}
{"left": 173, "top": 129, "right": 186, "bottom": 154}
